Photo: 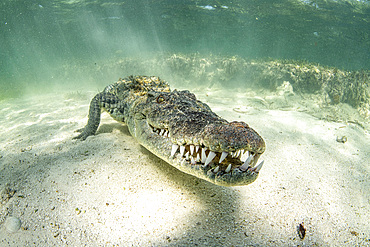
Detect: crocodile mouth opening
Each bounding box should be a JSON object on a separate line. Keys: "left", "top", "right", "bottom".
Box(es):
{"left": 149, "top": 125, "right": 264, "bottom": 176}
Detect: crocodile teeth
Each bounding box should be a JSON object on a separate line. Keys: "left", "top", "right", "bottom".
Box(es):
{"left": 190, "top": 145, "right": 195, "bottom": 155}
{"left": 160, "top": 129, "right": 165, "bottom": 136}
{"left": 170, "top": 144, "right": 179, "bottom": 158}
{"left": 232, "top": 150, "right": 240, "bottom": 158}
{"left": 191, "top": 156, "right": 196, "bottom": 165}
{"left": 204, "top": 151, "right": 216, "bottom": 166}
{"left": 163, "top": 130, "right": 168, "bottom": 137}
{"left": 219, "top": 151, "right": 228, "bottom": 163}
{"left": 241, "top": 150, "right": 249, "bottom": 160}
{"left": 225, "top": 164, "right": 232, "bottom": 173}
{"left": 251, "top": 160, "right": 264, "bottom": 173}
{"left": 201, "top": 148, "right": 207, "bottom": 163}
{"left": 180, "top": 145, "right": 185, "bottom": 156}
{"left": 167, "top": 138, "right": 262, "bottom": 176}
{"left": 240, "top": 155, "right": 253, "bottom": 171}
{"left": 213, "top": 166, "right": 220, "bottom": 173}
{"left": 196, "top": 153, "right": 200, "bottom": 162}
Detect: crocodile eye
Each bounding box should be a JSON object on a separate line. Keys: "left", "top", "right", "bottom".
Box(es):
{"left": 156, "top": 95, "right": 165, "bottom": 104}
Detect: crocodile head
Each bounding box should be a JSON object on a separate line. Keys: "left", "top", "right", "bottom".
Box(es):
{"left": 130, "top": 89, "right": 266, "bottom": 186}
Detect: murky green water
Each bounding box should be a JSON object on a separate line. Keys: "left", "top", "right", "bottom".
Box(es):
{"left": 0, "top": 0, "right": 369, "bottom": 98}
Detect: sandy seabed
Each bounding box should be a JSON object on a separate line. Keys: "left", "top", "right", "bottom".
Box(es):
{"left": 0, "top": 87, "right": 369, "bottom": 247}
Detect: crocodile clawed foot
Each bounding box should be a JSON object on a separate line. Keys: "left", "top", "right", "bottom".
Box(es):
{"left": 72, "top": 128, "right": 91, "bottom": 140}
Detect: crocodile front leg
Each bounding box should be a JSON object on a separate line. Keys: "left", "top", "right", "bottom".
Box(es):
{"left": 74, "top": 92, "right": 126, "bottom": 140}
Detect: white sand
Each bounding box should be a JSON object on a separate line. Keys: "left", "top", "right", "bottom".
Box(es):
{"left": 0, "top": 88, "right": 369, "bottom": 246}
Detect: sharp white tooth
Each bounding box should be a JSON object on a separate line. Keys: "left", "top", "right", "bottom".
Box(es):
{"left": 196, "top": 153, "right": 200, "bottom": 162}
{"left": 240, "top": 155, "right": 253, "bottom": 171}
{"left": 185, "top": 151, "right": 189, "bottom": 160}
{"left": 163, "top": 130, "right": 168, "bottom": 137}
{"left": 191, "top": 156, "right": 196, "bottom": 164}
{"left": 170, "top": 144, "right": 179, "bottom": 158}
{"left": 219, "top": 151, "right": 228, "bottom": 163}
{"left": 168, "top": 132, "right": 171, "bottom": 138}
{"left": 239, "top": 163, "right": 248, "bottom": 171}
{"left": 180, "top": 145, "right": 185, "bottom": 156}
{"left": 160, "top": 129, "right": 165, "bottom": 136}
{"left": 190, "top": 145, "right": 195, "bottom": 155}
{"left": 195, "top": 145, "right": 199, "bottom": 153}
{"left": 225, "top": 164, "right": 232, "bottom": 173}
{"left": 252, "top": 160, "right": 264, "bottom": 173}
{"left": 204, "top": 151, "right": 216, "bottom": 166}
{"left": 241, "top": 150, "right": 249, "bottom": 160}
{"left": 244, "top": 155, "right": 253, "bottom": 165}
{"left": 181, "top": 159, "right": 186, "bottom": 165}
{"left": 213, "top": 166, "right": 220, "bottom": 173}
{"left": 201, "top": 148, "right": 207, "bottom": 163}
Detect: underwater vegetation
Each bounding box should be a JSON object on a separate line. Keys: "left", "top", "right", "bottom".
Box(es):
{"left": 58, "top": 54, "right": 369, "bottom": 121}
{"left": 2, "top": 53, "right": 367, "bottom": 128}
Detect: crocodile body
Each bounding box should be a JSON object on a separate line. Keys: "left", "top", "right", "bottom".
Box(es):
{"left": 74, "top": 76, "right": 265, "bottom": 186}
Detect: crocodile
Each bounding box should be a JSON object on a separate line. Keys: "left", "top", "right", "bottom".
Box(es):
{"left": 74, "top": 76, "right": 265, "bottom": 186}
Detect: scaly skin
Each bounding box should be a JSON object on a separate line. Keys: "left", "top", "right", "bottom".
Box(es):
{"left": 74, "top": 76, "right": 265, "bottom": 186}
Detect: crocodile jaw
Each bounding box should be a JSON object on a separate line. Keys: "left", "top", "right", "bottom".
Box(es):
{"left": 132, "top": 118, "right": 264, "bottom": 187}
